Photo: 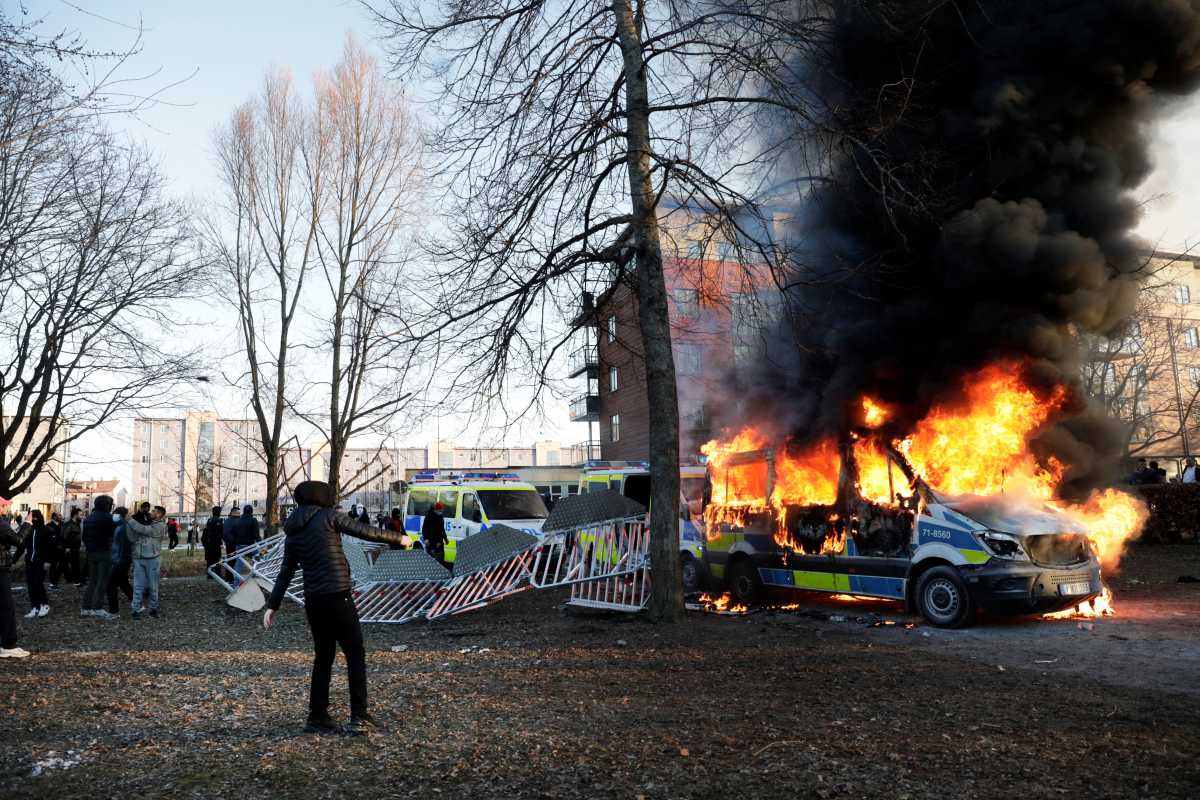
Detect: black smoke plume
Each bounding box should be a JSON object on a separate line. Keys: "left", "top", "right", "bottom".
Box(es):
{"left": 745, "top": 0, "right": 1200, "bottom": 500}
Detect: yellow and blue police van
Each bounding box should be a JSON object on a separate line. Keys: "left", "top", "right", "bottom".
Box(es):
{"left": 401, "top": 471, "right": 549, "bottom": 562}
{"left": 578, "top": 460, "right": 709, "bottom": 590}
{"left": 703, "top": 444, "right": 1103, "bottom": 627}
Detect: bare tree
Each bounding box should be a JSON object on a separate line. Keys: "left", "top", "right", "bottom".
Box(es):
{"left": 292, "top": 37, "right": 422, "bottom": 499}
{"left": 0, "top": 7, "right": 194, "bottom": 149}
{"left": 365, "top": 0, "right": 819, "bottom": 620}
{"left": 205, "top": 69, "right": 324, "bottom": 533}
{"left": 1081, "top": 259, "right": 1200, "bottom": 459}
{"left": 0, "top": 60, "right": 203, "bottom": 500}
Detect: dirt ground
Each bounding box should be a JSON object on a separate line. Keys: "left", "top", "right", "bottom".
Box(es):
{"left": 1, "top": 544, "right": 1198, "bottom": 799}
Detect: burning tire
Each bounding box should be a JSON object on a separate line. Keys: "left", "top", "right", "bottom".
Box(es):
{"left": 916, "top": 566, "right": 973, "bottom": 628}
{"left": 726, "top": 558, "right": 763, "bottom": 606}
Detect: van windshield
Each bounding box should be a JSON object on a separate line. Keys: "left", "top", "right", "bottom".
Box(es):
{"left": 478, "top": 489, "right": 549, "bottom": 521}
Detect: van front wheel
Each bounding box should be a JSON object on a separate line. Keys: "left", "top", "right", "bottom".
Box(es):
{"left": 681, "top": 554, "right": 701, "bottom": 592}
{"left": 916, "top": 566, "right": 973, "bottom": 628}
{"left": 726, "top": 559, "right": 763, "bottom": 606}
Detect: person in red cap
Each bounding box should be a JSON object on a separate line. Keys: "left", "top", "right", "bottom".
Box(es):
{"left": 263, "top": 480, "right": 407, "bottom": 736}
{"left": 422, "top": 501, "right": 449, "bottom": 567}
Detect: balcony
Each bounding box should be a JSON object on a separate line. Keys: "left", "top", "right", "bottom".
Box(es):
{"left": 567, "top": 440, "right": 603, "bottom": 465}
{"left": 567, "top": 344, "right": 599, "bottom": 378}
{"left": 569, "top": 393, "right": 600, "bottom": 422}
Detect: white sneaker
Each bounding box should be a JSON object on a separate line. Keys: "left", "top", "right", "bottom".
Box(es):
{"left": 81, "top": 609, "right": 94, "bottom": 617}
{"left": 37, "top": 605, "right": 49, "bottom": 618}
{"left": 23, "top": 608, "right": 38, "bottom": 619}
{"left": 0, "top": 647, "right": 30, "bottom": 658}
{"left": 100, "top": 610, "right": 118, "bottom": 620}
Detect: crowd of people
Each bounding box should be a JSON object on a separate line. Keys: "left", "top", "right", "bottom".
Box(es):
{"left": 1126, "top": 456, "right": 1200, "bottom": 485}
{"left": 1, "top": 489, "right": 447, "bottom": 735}
{"left": 0, "top": 497, "right": 274, "bottom": 658}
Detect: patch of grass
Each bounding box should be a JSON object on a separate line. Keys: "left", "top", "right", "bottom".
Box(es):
{"left": 160, "top": 548, "right": 207, "bottom": 578}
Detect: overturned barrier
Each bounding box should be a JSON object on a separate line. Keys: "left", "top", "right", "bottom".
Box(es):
{"left": 355, "top": 550, "right": 451, "bottom": 624}
{"left": 213, "top": 491, "right": 654, "bottom": 622}
{"left": 426, "top": 526, "right": 540, "bottom": 620}
{"left": 533, "top": 491, "right": 652, "bottom": 612}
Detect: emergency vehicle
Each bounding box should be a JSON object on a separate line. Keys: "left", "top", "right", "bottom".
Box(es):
{"left": 703, "top": 444, "right": 1103, "bottom": 627}
{"left": 578, "top": 460, "right": 708, "bottom": 590}
{"left": 400, "top": 471, "right": 549, "bottom": 562}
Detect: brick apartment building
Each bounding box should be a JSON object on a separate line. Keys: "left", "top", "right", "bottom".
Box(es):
{"left": 571, "top": 203, "right": 782, "bottom": 460}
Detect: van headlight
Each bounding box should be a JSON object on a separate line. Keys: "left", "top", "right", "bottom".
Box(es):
{"left": 975, "top": 531, "right": 1028, "bottom": 561}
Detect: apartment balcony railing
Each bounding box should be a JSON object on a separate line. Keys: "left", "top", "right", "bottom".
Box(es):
{"left": 569, "top": 394, "right": 600, "bottom": 422}
{"left": 567, "top": 344, "right": 599, "bottom": 378}
{"left": 567, "top": 440, "right": 603, "bottom": 465}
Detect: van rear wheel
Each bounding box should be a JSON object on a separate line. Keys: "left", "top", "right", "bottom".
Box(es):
{"left": 916, "top": 566, "right": 973, "bottom": 628}
{"left": 726, "top": 559, "right": 763, "bottom": 606}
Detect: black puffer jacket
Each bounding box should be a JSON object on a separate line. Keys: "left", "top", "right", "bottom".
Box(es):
{"left": 268, "top": 506, "right": 406, "bottom": 610}
{"left": 81, "top": 508, "right": 115, "bottom": 554}
{"left": 0, "top": 523, "right": 22, "bottom": 572}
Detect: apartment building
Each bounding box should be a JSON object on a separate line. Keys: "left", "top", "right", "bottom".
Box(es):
{"left": 4, "top": 416, "right": 68, "bottom": 515}
{"left": 130, "top": 413, "right": 275, "bottom": 514}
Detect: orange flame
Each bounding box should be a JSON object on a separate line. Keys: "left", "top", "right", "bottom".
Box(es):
{"left": 862, "top": 397, "right": 889, "bottom": 429}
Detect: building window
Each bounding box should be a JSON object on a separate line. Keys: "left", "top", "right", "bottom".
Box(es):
{"left": 671, "top": 288, "right": 699, "bottom": 319}
{"left": 606, "top": 315, "right": 616, "bottom": 343}
{"left": 160, "top": 438, "right": 167, "bottom": 449}
{"left": 609, "top": 366, "right": 619, "bottom": 392}
{"left": 1177, "top": 284, "right": 1192, "bottom": 304}
{"left": 687, "top": 240, "right": 705, "bottom": 259}
{"left": 610, "top": 414, "right": 620, "bottom": 442}
{"left": 676, "top": 343, "right": 703, "bottom": 376}
{"left": 1184, "top": 327, "right": 1200, "bottom": 350}
{"left": 1191, "top": 367, "right": 1200, "bottom": 388}
{"left": 717, "top": 240, "right": 736, "bottom": 261}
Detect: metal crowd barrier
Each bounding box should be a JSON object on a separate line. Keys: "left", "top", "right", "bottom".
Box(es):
{"left": 213, "top": 491, "right": 657, "bottom": 622}
{"left": 529, "top": 516, "right": 650, "bottom": 589}
{"left": 355, "top": 550, "right": 451, "bottom": 624}
{"left": 425, "top": 526, "right": 541, "bottom": 620}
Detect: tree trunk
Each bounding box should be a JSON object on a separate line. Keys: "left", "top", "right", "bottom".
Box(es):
{"left": 614, "top": 0, "right": 684, "bottom": 623}
{"left": 264, "top": 452, "right": 281, "bottom": 535}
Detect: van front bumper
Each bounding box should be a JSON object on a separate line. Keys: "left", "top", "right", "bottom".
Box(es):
{"left": 960, "top": 561, "right": 1102, "bottom": 615}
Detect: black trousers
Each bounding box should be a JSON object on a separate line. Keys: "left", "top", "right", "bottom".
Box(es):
{"left": 64, "top": 547, "right": 81, "bottom": 584}
{"left": 203, "top": 546, "right": 221, "bottom": 578}
{"left": 0, "top": 571, "right": 17, "bottom": 648}
{"left": 304, "top": 591, "right": 368, "bottom": 719}
{"left": 25, "top": 562, "right": 47, "bottom": 610}
{"left": 106, "top": 559, "right": 133, "bottom": 613}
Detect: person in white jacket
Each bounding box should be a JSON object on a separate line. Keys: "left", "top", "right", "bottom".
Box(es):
{"left": 125, "top": 504, "right": 167, "bottom": 619}
{"left": 1182, "top": 457, "right": 1198, "bottom": 484}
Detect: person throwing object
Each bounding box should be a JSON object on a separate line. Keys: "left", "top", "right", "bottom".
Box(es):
{"left": 262, "top": 480, "right": 406, "bottom": 736}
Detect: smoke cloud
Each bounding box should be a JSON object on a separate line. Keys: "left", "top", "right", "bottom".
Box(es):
{"left": 743, "top": 1, "right": 1200, "bottom": 499}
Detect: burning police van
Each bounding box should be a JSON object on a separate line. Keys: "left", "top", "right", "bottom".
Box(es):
{"left": 701, "top": 442, "right": 1104, "bottom": 627}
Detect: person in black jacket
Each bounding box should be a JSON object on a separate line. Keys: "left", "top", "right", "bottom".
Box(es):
{"left": 45, "top": 512, "right": 64, "bottom": 589}
{"left": 80, "top": 495, "right": 116, "bottom": 616}
{"left": 263, "top": 480, "right": 405, "bottom": 736}
{"left": 201, "top": 507, "right": 224, "bottom": 579}
{"left": 421, "top": 502, "right": 449, "bottom": 567}
{"left": 62, "top": 508, "right": 83, "bottom": 586}
{"left": 235, "top": 505, "right": 260, "bottom": 549}
{"left": 14, "top": 510, "right": 51, "bottom": 618}
{"left": 0, "top": 515, "right": 29, "bottom": 658}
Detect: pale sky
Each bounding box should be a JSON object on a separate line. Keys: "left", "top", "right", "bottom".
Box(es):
{"left": 17, "top": 1, "right": 1200, "bottom": 481}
